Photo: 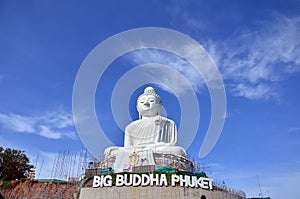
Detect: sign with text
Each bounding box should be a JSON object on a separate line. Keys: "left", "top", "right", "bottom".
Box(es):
{"left": 92, "top": 174, "right": 213, "bottom": 190}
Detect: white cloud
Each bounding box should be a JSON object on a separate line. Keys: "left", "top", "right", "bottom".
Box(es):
{"left": 166, "top": 1, "right": 205, "bottom": 31}
{"left": 288, "top": 127, "right": 300, "bottom": 133}
{"left": 42, "top": 111, "right": 74, "bottom": 129}
{"left": 0, "top": 110, "right": 77, "bottom": 140}
{"left": 205, "top": 14, "right": 300, "bottom": 100}
{"left": 126, "top": 14, "right": 299, "bottom": 101}
{"left": 0, "top": 113, "right": 36, "bottom": 133}
{"left": 231, "top": 83, "right": 277, "bottom": 100}
{"left": 128, "top": 49, "right": 205, "bottom": 95}
{"left": 38, "top": 125, "right": 62, "bottom": 139}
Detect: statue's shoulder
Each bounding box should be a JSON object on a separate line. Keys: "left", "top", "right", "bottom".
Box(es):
{"left": 160, "top": 116, "right": 175, "bottom": 125}
{"left": 125, "top": 119, "right": 141, "bottom": 131}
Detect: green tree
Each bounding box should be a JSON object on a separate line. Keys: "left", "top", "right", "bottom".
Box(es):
{"left": 0, "top": 147, "right": 33, "bottom": 180}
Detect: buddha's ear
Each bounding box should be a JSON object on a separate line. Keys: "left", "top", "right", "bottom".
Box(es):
{"left": 157, "top": 103, "right": 163, "bottom": 115}
{"left": 136, "top": 103, "right": 141, "bottom": 114}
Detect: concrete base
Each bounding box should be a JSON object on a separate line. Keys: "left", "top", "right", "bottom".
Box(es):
{"left": 79, "top": 186, "right": 246, "bottom": 199}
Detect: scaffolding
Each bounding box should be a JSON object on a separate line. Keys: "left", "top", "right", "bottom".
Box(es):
{"left": 49, "top": 149, "right": 90, "bottom": 181}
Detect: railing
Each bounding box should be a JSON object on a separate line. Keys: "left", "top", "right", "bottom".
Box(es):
{"left": 213, "top": 181, "right": 246, "bottom": 198}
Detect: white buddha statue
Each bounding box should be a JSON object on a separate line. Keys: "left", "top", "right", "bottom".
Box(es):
{"left": 124, "top": 86, "right": 186, "bottom": 156}
{"left": 104, "top": 87, "right": 186, "bottom": 171}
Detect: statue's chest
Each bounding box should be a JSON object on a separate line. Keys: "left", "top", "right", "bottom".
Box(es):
{"left": 128, "top": 119, "right": 170, "bottom": 143}
{"left": 131, "top": 120, "right": 161, "bottom": 136}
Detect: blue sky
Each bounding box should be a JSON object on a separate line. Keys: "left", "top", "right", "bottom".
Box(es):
{"left": 0, "top": 0, "right": 300, "bottom": 198}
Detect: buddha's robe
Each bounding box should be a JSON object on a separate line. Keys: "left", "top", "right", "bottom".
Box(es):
{"left": 105, "top": 115, "right": 186, "bottom": 157}
{"left": 124, "top": 115, "right": 185, "bottom": 156}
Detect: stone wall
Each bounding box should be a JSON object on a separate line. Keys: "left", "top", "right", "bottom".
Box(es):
{"left": 79, "top": 186, "right": 246, "bottom": 199}
{"left": 0, "top": 179, "right": 246, "bottom": 199}
{"left": 0, "top": 181, "right": 79, "bottom": 199}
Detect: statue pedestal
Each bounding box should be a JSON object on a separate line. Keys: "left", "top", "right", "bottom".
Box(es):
{"left": 102, "top": 152, "right": 194, "bottom": 173}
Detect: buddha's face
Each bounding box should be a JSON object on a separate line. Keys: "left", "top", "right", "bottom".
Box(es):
{"left": 137, "top": 95, "right": 161, "bottom": 118}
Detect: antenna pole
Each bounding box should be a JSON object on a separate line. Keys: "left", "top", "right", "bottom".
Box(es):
{"left": 256, "top": 175, "right": 263, "bottom": 198}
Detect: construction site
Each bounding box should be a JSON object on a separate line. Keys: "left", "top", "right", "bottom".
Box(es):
{"left": 0, "top": 150, "right": 247, "bottom": 199}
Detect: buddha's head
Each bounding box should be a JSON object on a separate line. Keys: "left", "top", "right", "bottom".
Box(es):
{"left": 137, "top": 86, "right": 162, "bottom": 118}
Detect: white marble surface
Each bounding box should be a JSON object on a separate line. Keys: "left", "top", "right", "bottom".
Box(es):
{"left": 104, "top": 87, "right": 186, "bottom": 171}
